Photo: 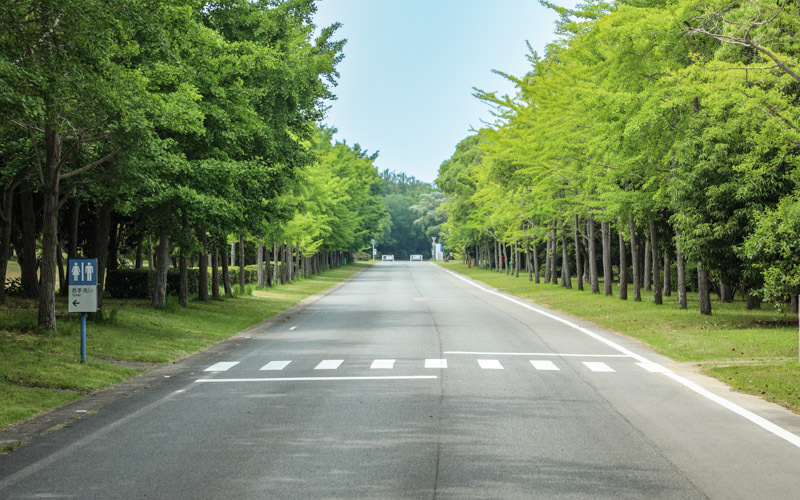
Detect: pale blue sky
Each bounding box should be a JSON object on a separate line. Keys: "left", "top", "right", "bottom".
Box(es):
{"left": 312, "top": 0, "right": 567, "bottom": 183}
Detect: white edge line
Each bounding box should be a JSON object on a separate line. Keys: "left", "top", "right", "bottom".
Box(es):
{"left": 442, "top": 267, "right": 800, "bottom": 449}
{"left": 196, "top": 376, "right": 437, "bottom": 383}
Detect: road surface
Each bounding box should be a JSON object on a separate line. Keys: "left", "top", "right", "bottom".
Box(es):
{"left": 2, "top": 261, "right": 800, "bottom": 498}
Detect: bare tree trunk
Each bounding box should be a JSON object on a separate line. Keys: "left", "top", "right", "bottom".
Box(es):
{"left": 257, "top": 241, "right": 265, "bottom": 287}
{"left": 550, "top": 225, "right": 558, "bottom": 285}
{"left": 650, "top": 219, "right": 662, "bottom": 305}
{"left": 746, "top": 291, "right": 761, "bottom": 310}
{"left": 643, "top": 238, "right": 651, "bottom": 291}
{"left": 601, "top": 220, "right": 612, "bottom": 296}
{"left": 587, "top": 215, "right": 599, "bottom": 294}
{"left": 533, "top": 239, "right": 540, "bottom": 283}
{"left": 152, "top": 219, "right": 171, "bottom": 309}
{"left": 231, "top": 242, "right": 236, "bottom": 267}
{"left": 514, "top": 242, "right": 520, "bottom": 278}
{"left": 676, "top": 229, "right": 687, "bottom": 310}
{"left": 629, "top": 216, "right": 641, "bottom": 301}
{"left": 211, "top": 248, "right": 220, "bottom": 300}
{"left": 0, "top": 179, "right": 20, "bottom": 304}
{"left": 574, "top": 215, "right": 583, "bottom": 291}
{"left": 720, "top": 282, "right": 733, "bottom": 303}
{"left": 93, "top": 202, "right": 114, "bottom": 313}
{"left": 147, "top": 235, "right": 154, "bottom": 270}
{"left": 60, "top": 197, "right": 80, "bottom": 297}
{"left": 561, "top": 223, "right": 571, "bottom": 289}
{"left": 222, "top": 248, "right": 233, "bottom": 298}
{"left": 663, "top": 251, "right": 671, "bottom": 297}
{"left": 179, "top": 255, "right": 188, "bottom": 307}
{"left": 698, "top": 263, "right": 711, "bottom": 315}
{"left": 198, "top": 232, "right": 209, "bottom": 302}
{"left": 273, "top": 242, "right": 279, "bottom": 286}
{"left": 618, "top": 229, "right": 627, "bottom": 300}
{"left": 544, "top": 236, "right": 552, "bottom": 284}
{"left": 238, "top": 234, "right": 246, "bottom": 292}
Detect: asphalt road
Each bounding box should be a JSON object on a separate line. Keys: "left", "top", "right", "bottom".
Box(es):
{"left": 3, "top": 261, "right": 800, "bottom": 499}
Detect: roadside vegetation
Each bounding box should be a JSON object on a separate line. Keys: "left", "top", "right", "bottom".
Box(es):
{"left": 441, "top": 261, "right": 800, "bottom": 414}
{"left": 0, "top": 262, "right": 370, "bottom": 430}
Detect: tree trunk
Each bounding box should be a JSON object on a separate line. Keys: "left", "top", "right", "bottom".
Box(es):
{"left": 663, "top": 251, "right": 671, "bottom": 297}
{"left": 147, "top": 235, "right": 154, "bottom": 270}
{"left": 238, "top": 234, "right": 246, "bottom": 292}
{"left": 720, "top": 282, "right": 733, "bottom": 303}
{"left": 107, "top": 218, "right": 120, "bottom": 271}
{"left": 533, "top": 240, "right": 540, "bottom": 283}
{"left": 561, "top": 223, "right": 571, "bottom": 289}
{"left": 601, "top": 220, "right": 612, "bottom": 296}
{"left": 544, "top": 236, "right": 552, "bottom": 284}
{"left": 273, "top": 242, "right": 279, "bottom": 286}
{"left": 152, "top": 221, "right": 171, "bottom": 309}
{"left": 257, "top": 241, "right": 265, "bottom": 287}
{"left": 587, "top": 215, "right": 599, "bottom": 294}
{"left": 179, "top": 255, "right": 188, "bottom": 307}
{"left": 526, "top": 241, "right": 533, "bottom": 282}
{"left": 222, "top": 248, "right": 233, "bottom": 298}
{"left": 698, "top": 263, "right": 711, "bottom": 315}
{"left": 618, "top": 229, "right": 627, "bottom": 300}
{"left": 514, "top": 242, "right": 520, "bottom": 278}
{"left": 643, "top": 238, "right": 651, "bottom": 291}
{"left": 746, "top": 291, "right": 761, "bottom": 310}
{"left": 289, "top": 241, "right": 294, "bottom": 281}
{"left": 0, "top": 179, "right": 20, "bottom": 304}
{"left": 198, "top": 232, "right": 209, "bottom": 302}
{"left": 135, "top": 240, "right": 144, "bottom": 269}
{"left": 60, "top": 196, "right": 80, "bottom": 297}
{"left": 231, "top": 242, "right": 236, "bottom": 267}
{"left": 211, "top": 248, "right": 221, "bottom": 300}
{"left": 676, "top": 230, "right": 687, "bottom": 310}
{"left": 649, "top": 219, "right": 662, "bottom": 305}
{"left": 629, "top": 216, "right": 641, "bottom": 302}
{"left": 550, "top": 226, "right": 558, "bottom": 285}
{"left": 574, "top": 215, "right": 583, "bottom": 291}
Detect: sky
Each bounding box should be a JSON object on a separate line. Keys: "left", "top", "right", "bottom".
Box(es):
{"left": 312, "top": 0, "right": 568, "bottom": 184}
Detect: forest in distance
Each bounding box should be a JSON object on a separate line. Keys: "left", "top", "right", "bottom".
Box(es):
{"left": 436, "top": 0, "right": 800, "bottom": 317}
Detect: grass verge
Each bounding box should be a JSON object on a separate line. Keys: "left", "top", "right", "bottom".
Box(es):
{"left": 0, "top": 262, "right": 371, "bottom": 429}
{"left": 439, "top": 261, "right": 800, "bottom": 413}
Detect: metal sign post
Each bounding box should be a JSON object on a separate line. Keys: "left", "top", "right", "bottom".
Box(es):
{"left": 68, "top": 258, "right": 98, "bottom": 363}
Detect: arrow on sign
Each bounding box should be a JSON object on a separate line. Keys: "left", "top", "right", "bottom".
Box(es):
{"left": 72, "top": 300, "right": 80, "bottom": 307}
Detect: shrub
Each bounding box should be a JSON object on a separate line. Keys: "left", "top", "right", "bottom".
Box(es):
{"left": 106, "top": 269, "right": 199, "bottom": 299}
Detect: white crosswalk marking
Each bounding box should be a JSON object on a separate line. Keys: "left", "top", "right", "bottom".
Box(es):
{"left": 583, "top": 362, "right": 615, "bottom": 372}
{"left": 477, "top": 359, "right": 503, "bottom": 370}
{"left": 261, "top": 361, "right": 292, "bottom": 371}
{"left": 530, "top": 360, "right": 560, "bottom": 371}
{"left": 425, "top": 359, "right": 447, "bottom": 369}
{"left": 315, "top": 359, "right": 344, "bottom": 370}
{"left": 204, "top": 362, "right": 240, "bottom": 372}
{"left": 371, "top": 359, "right": 396, "bottom": 369}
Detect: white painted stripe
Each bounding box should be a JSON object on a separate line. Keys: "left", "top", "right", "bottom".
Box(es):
{"left": 637, "top": 362, "right": 670, "bottom": 373}
{"left": 530, "top": 360, "right": 560, "bottom": 371}
{"left": 478, "top": 359, "right": 503, "bottom": 370}
{"left": 289, "top": 326, "right": 297, "bottom": 331}
{"left": 371, "top": 359, "right": 395, "bottom": 369}
{"left": 315, "top": 359, "right": 344, "bottom": 370}
{"left": 261, "top": 361, "right": 292, "bottom": 371}
{"left": 441, "top": 267, "right": 800, "bottom": 449}
{"left": 583, "top": 362, "right": 615, "bottom": 373}
{"left": 445, "top": 351, "right": 629, "bottom": 358}
{"left": 204, "top": 361, "right": 240, "bottom": 372}
{"left": 196, "top": 376, "right": 437, "bottom": 383}
{"left": 425, "top": 359, "right": 447, "bottom": 369}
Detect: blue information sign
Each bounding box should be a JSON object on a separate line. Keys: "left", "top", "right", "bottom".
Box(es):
{"left": 68, "top": 259, "right": 98, "bottom": 286}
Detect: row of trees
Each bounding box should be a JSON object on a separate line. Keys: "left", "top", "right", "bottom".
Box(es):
{"left": 437, "top": 0, "right": 800, "bottom": 315}
{"left": 1, "top": 0, "right": 389, "bottom": 330}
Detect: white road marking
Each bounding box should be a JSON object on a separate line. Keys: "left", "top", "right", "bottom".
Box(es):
{"left": 196, "top": 376, "right": 437, "bottom": 383}
{"left": 425, "top": 359, "right": 448, "bottom": 369}
{"left": 204, "top": 362, "right": 240, "bottom": 372}
{"left": 584, "top": 362, "right": 615, "bottom": 373}
{"left": 637, "top": 362, "right": 670, "bottom": 373}
{"left": 261, "top": 361, "right": 292, "bottom": 371}
{"left": 371, "top": 359, "right": 396, "bottom": 369}
{"left": 442, "top": 267, "right": 800, "bottom": 449}
{"left": 315, "top": 359, "right": 344, "bottom": 370}
{"left": 530, "top": 360, "right": 560, "bottom": 371}
{"left": 477, "top": 359, "right": 504, "bottom": 370}
{"left": 289, "top": 326, "right": 297, "bottom": 331}
{"left": 445, "top": 351, "right": 629, "bottom": 358}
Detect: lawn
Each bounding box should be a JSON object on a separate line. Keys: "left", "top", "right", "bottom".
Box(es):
{"left": 439, "top": 261, "right": 800, "bottom": 413}
{"left": 0, "top": 262, "right": 371, "bottom": 429}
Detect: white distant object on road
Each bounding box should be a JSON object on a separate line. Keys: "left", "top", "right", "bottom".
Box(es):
{"left": 410, "top": 254, "right": 423, "bottom": 261}
{"left": 382, "top": 254, "right": 395, "bottom": 261}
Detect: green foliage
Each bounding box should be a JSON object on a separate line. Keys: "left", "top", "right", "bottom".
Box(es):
{"left": 105, "top": 269, "right": 200, "bottom": 299}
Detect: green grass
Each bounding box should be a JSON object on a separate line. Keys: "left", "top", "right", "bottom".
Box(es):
{"left": 439, "top": 261, "right": 800, "bottom": 413}
{"left": 0, "top": 262, "right": 371, "bottom": 429}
